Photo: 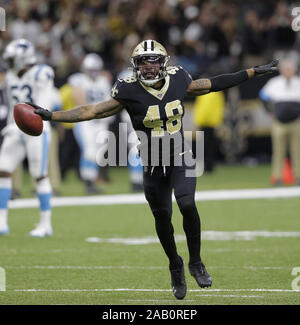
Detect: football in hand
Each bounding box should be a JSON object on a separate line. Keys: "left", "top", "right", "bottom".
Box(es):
{"left": 14, "top": 103, "right": 43, "bottom": 136}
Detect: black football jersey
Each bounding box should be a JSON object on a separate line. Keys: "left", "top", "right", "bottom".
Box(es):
{"left": 112, "top": 66, "right": 192, "bottom": 166}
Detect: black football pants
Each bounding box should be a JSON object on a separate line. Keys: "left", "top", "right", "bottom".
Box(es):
{"left": 143, "top": 160, "right": 201, "bottom": 268}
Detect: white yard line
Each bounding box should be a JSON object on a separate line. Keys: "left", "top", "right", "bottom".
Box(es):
{"left": 4, "top": 265, "right": 166, "bottom": 270}
{"left": 2, "top": 265, "right": 293, "bottom": 270}
{"left": 194, "top": 294, "right": 264, "bottom": 298}
{"left": 85, "top": 231, "right": 300, "bottom": 244}
{"left": 121, "top": 296, "right": 264, "bottom": 301}
{"left": 12, "top": 288, "right": 300, "bottom": 293}
{"left": 122, "top": 299, "right": 199, "bottom": 303}
{"left": 192, "top": 289, "right": 300, "bottom": 293}
{"left": 8, "top": 187, "right": 300, "bottom": 209}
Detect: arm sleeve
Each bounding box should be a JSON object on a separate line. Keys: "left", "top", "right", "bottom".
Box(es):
{"left": 210, "top": 70, "right": 248, "bottom": 92}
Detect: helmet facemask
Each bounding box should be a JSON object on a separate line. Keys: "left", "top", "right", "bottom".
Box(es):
{"left": 132, "top": 54, "right": 169, "bottom": 87}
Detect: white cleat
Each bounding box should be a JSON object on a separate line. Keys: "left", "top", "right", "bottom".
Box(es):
{"left": 29, "top": 224, "right": 53, "bottom": 238}
{"left": 0, "top": 225, "right": 10, "bottom": 235}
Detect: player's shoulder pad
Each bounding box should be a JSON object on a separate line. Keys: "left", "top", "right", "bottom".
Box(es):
{"left": 118, "top": 75, "right": 137, "bottom": 84}
{"left": 167, "top": 65, "right": 192, "bottom": 79}
{"left": 166, "top": 65, "right": 181, "bottom": 75}
{"left": 111, "top": 76, "right": 137, "bottom": 99}
{"left": 34, "top": 64, "right": 54, "bottom": 83}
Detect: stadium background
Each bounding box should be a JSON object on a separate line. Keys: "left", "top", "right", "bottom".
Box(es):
{"left": 2, "top": 0, "right": 299, "bottom": 173}
{"left": 0, "top": 0, "right": 300, "bottom": 306}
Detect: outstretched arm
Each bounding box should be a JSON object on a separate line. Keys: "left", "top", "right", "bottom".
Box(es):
{"left": 33, "top": 98, "right": 124, "bottom": 122}
{"left": 187, "top": 59, "right": 279, "bottom": 96}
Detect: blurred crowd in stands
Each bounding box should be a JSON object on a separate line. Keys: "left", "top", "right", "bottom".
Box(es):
{"left": 1, "top": 0, "right": 300, "bottom": 192}
{"left": 1, "top": 0, "right": 300, "bottom": 85}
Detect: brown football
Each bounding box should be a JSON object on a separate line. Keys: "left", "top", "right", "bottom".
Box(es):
{"left": 14, "top": 103, "right": 43, "bottom": 136}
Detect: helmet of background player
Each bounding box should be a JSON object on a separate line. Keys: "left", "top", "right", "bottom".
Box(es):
{"left": 2, "top": 39, "right": 37, "bottom": 73}
{"left": 131, "top": 40, "right": 170, "bottom": 87}
{"left": 81, "top": 53, "right": 104, "bottom": 79}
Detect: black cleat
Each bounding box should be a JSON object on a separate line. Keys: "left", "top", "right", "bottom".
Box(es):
{"left": 189, "top": 261, "right": 212, "bottom": 288}
{"left": 169, "top": 256, "right": 187, "bottom": 300}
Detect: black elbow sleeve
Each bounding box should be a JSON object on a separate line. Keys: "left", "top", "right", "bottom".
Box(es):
{"left": 210, "top": 70, "right": 249, "bottom": 92}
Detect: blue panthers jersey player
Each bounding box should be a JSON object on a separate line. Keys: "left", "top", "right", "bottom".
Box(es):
{"left": 0, "top": 39, "right": 55, "bottom": 237}
{"left": 34, "top": 40, "right": 278, "bottom": 299}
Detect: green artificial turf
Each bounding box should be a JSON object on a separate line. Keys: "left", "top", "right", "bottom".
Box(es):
{"left": 16, "top": 163, "right": 275, "bottom": 198}
{"left": 1, "top": 194, "right": 299, "bottom": 305}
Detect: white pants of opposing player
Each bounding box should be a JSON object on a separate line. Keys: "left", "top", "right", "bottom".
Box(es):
{"left": 0, "top": 123, "right": 52, "bottom": 236}
{"left": 0, "top": 123, "right": 51, "bottom": 178}
{"left": 73, "top": 120, "right": 109, "bottom": 182}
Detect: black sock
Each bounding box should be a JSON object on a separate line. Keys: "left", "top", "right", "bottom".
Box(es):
{"left": 181, "top": 202, "right": 201, "bottom": 265}
{"left": 186, "top": 234, "right": 201, "bottom": 265}
{"left": 153, "top": 209, "right": 181, "bottom": 268}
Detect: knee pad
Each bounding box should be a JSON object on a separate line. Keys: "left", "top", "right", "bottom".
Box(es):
{"left": 151, "top": 207, "right": 174, "bottom": 236}
{"left": 176, "top": 194, "right": 196, "bottom": 213}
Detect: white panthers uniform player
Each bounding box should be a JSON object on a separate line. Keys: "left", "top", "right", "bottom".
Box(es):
{"left": 2, "top": 65, "right": 53, "bottom": 175}
{"left": 69, "top": 54, "right": 112, "bottom": 193}
{"left": 0, "top": 39, "right": 54, "bottom": 237}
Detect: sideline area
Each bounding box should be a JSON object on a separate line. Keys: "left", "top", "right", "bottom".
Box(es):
{"left": 8, "top": 186, "right": 300, "bottom": 209}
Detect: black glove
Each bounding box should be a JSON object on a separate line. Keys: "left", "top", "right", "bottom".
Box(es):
{"left": 253, "top": 59, "right": 279, "bottom": 76}
{"left": 25, "top": 102, "right": 53, "bottom": 121}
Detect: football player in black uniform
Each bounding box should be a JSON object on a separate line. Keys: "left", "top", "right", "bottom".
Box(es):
{"left": 33, "top": 40, "right": 278, "bottom": 300}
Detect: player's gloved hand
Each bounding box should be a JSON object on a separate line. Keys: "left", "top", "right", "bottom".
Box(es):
{"left": 253, "top": 59, "right": 279, "bottom": 76}
{"left": 26, "top": 102, "right": 53, "bottom": 121}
